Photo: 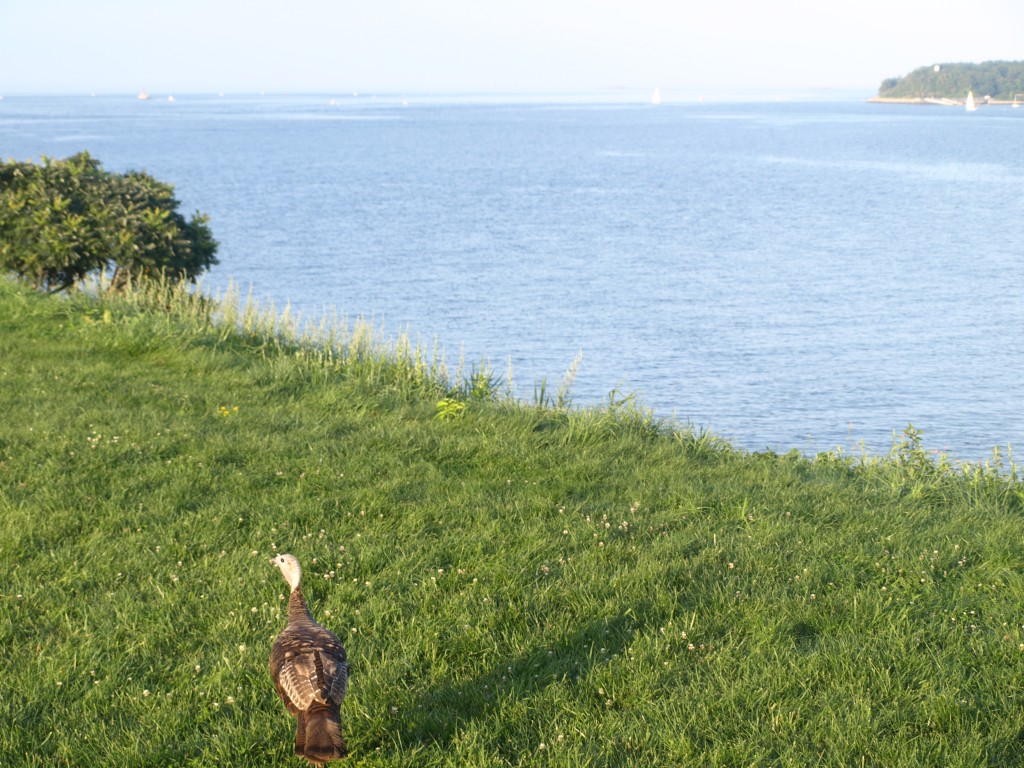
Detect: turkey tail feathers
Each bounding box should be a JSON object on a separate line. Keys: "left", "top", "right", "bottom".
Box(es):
{"left": 302, "top": 702, "right": 347, "bottom": 764}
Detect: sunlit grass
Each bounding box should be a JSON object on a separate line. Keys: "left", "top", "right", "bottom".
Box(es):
{"left": 1, "top": 276, "right": 1023, "bottom": 766}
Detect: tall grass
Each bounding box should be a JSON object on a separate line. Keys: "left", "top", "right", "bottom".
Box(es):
{"left": 108, "top": 275, "right": 457, "bottom": 402}
{"left": 2, "top": 276, "right": 1023, "bottom": 767}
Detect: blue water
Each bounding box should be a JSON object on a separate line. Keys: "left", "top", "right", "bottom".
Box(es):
{"left": 2, "top": 93, "right": 1023, "bottom": 459}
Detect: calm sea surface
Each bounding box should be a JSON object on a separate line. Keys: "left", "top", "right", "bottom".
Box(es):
{"left": 2, "top": 93, "right": 1023, "bottom": 459}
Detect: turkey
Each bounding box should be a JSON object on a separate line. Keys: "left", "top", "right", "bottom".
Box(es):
{"left": 270, "top": 553, "right": 349, "bottom": 764}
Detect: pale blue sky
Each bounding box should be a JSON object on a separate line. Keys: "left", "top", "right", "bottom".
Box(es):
{"left": 1, "top": 0, "right": 1021, "bottom": 96}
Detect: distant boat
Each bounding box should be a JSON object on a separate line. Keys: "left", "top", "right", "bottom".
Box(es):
{"left": 651, "top": 86, "right": 662, "bottom": 106}
{"left": 965, "top": 90, "right": 977, "bottom": 112}
{"left": 137, "top": 89, "right": 150, "bottom": 101}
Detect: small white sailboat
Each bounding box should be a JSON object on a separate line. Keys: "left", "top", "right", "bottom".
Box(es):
{"left": 137, "top": 88, "right": 150, "bottom": 101}
{"left": 651, "top": 86, "right": 662, "bottom": 106}
{"left": 965, "top": 90, "right": 977, "bottom": 112}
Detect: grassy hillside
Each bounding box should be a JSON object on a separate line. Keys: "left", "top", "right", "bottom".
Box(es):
{"left": 2, "top": 277, "right": 1024, "bottom": 767}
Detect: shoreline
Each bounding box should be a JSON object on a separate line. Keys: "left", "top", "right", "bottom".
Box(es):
{"left": 868, "top": 96, "right": 1019, "bottom": 106}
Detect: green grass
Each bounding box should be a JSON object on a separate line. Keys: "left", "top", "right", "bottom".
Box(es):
{"left": 2, "top": 276, "right": 1024, "bottom": 766}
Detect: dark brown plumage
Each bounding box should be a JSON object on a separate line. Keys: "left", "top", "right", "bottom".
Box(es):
{"left": 270, "top": 554, "right": 349, "bottom": 765}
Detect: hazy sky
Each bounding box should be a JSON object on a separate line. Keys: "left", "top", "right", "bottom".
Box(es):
{"left": 1, "top": 0, "right": 1021, "bottom": 96}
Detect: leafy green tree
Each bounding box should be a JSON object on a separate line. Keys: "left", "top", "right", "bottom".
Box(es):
{"left": 0, "top": 152, "right": 217, "bottom": 293}
{"left": 878, "top": 60, "right": 1024, "bottom": 100}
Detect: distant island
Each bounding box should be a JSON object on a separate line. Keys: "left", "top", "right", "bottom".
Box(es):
{"left": 873, "top": 60, "right": 1024, "bottom": 105}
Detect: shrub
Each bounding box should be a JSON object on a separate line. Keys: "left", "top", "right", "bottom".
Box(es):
{"left": 0, "top": 151, "right": 217, "bottom": 293}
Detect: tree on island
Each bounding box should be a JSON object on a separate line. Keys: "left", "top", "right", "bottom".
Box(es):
{"left": 0, "top": 152, "right": 217, "bottom": 293}
{"left": 879, "top": 60, "right": 1024, "bottom": 100}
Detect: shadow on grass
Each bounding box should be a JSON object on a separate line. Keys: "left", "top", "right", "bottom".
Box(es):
{"left": 395, "top": 615, "right": 639, "bottom": 751}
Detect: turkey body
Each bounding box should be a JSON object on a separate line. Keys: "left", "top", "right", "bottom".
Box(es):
{"left": 270, "top": 555, "right": 349, "bottom": 765}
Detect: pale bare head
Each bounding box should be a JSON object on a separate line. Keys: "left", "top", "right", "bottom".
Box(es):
{"left": 270, "top": 553, "right": 302, "bottom": 592}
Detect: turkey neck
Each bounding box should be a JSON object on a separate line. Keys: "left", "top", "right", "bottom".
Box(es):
{"left": 287, "top": 586, "right": 316, "bottom": 626}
